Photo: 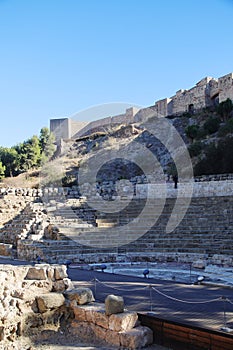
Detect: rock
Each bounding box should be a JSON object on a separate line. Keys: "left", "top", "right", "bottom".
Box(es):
{"left": 105, "top": 294, "right": 124, "bottom": 316}
{"left": 36, "top": 293, "right": 65, "bottom": 313}
{"left": 94, "top": 310, "right": 109, "bottom": 329}
{"left": 25, "top": 267, "right": 47, "bottom": 280}
{"left": 65, "top": 288, "right": 95, "bottom": 305}
{"left": 73, "top": 306, "right": 87, "bottom": 322}
{"left": 93, "top": 324, "right": 107, "bottom": 341}
{"left": 54, "top": 265, "right": 68, "bottom": 280}
{"left": 105, "top": 330, "right": 121, "bottom": 347}
{"left": 109, "top": 311, "right": 138, "bottom": 332}
{"left": 120, "top": 326, "right": 153, "bottom": 349}
{"left": 52, "top": 280, "right": 67, "bottom": 292}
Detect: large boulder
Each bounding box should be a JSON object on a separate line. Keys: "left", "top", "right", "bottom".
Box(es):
{"left": 105, "top": 294, "right": 124, "bottom": 316}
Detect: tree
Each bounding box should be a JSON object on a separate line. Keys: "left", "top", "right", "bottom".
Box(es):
{"left": 203, "top": 117, "right": 221, "bottom": 135}
{"left": 17, "top": 136, "right": 41, "bottom": 172}
{"left": 0, "top": 161, "right": 5, "bottom": 180}
{"left": 185, "top": 125, "right": 199, "bottom": 143}
{"left": 217, "top": 98, "right": 233, "bottom": 121}
{"left": 39, "top": 127, "right": 56, "bottom": 163}
{"left": 0, "top": 147, "right": 19, "bottom": 177}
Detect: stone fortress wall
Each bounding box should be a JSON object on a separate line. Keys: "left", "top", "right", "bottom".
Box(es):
{"left": 50, "top": 72, "right": 233, "bottom": 142}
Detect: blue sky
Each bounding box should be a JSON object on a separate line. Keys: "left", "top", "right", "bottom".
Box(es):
{"left": 0, "top": 0, "right": 233, "bottom": 147}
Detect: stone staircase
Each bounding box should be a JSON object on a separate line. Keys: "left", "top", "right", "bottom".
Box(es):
{"left": 0, "top": 201, "right": 48, "bottom": 259}
{"left": 16, "top": 194, "right": 233, "bottom": 264}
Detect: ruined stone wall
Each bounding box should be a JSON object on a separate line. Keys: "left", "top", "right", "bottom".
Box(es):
{"left": 0, "top": 264, "right": 72, "bottom": 348}
{"left": 73, "top": 107, "right": 140, "bottom": 139}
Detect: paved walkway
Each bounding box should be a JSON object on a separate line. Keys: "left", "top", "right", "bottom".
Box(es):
{"left": 68, "top": 267, "right": 233, "bottom": 332}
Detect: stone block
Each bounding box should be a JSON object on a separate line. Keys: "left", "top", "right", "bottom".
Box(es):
{"left": 105, "top": 294, "right": 124, "bottom": 316}
{"left": 52, "top": 280, "right": 67, "bottom": 292}
{"left": 36, "top": 293, "right": 65, "bottom": 313}
{"left": 65, "top": 287, "right": 95, "bottom": 305}
{"left": 25, "top": 267, "right": 47, "bottom": 280}
{"left": 120, "top": 326, "right": 153, "bottom": 349}
{"left": 105, "top": 329, "right": 121, "bottom": 347}
{"left": 109, "top": 311, "right": 138, "bottom": 332}
{"left": 93, "top": 324, "right": 107, "bottom": 341}
{"left": 193, "top": 259, "right": 206, "bottom": 269}
{"left": 73, "top": 306, "right": 87, "bottom": 321}
{"left": 70, "top": 321, "right": 96, "bottom": 343}
{"left": 54, "top": 265, "right": 67, "bottom": 280}
{"left": 94, "top": 310, "right": 109, "bottom": 329}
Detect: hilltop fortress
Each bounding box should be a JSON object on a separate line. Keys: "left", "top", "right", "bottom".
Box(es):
{"left": 50, "top": 72, "right": 233, "bottom": 142}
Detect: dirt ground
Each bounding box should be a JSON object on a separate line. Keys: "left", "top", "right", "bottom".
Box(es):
{"left": 5, "top": 330, "right": 171, "bottom": 350}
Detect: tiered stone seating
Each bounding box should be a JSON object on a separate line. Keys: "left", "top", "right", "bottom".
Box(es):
{"left": 17, "top": 193, "right": 233, "bottom": 264}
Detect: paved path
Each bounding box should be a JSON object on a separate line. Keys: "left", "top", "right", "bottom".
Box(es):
{"left": 67, "top": 267, "right": 233, "bottom": 332}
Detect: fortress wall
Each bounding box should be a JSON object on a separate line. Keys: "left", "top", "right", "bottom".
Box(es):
{"left": 50, "top": 118, "right": 70, "bottom": 142}
{"left": 133, "top": 105, "right": 158, "bottom": 122}
{"left": 50, "top": 73, "right": 233, "bottom": 142}
{"left": 70, "top": 120, "right": 88, "bottom": 138}
{"left": 73, "top": 107, "right": 140, "bottom": 138}
{"left": 219, "top": 72, "right": 233, "bottom": 102}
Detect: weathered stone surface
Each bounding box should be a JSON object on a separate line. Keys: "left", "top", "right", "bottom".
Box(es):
{"left": 105, "top": 294, "right": 124, "bottom": 316}
{"left": 52, "top": 280, "right": 68, "bottom": 292}
{"left": 73, "top": 306, "right": 87, "bottom": 321}
{"left": 54, "top": 265, "right": 68, "bottom": 280}
{"left": 94, "top": 310, "right": 109, "bottom": 329}
{"left": 193, "top": 259, "right": 206, "bottom": 269}
{"left": 109, "top": 311, "right": 138, "bottom": 332}
{"left": 0, "top": 264, "right": 71, "bottom": 346}
{"left": 66, "top": 287, "right": 95, "bottom": 305}
{"left": 36, "top": 293, "right": 65, "bottom": 313}
{"left": 0, "top": 243, "right": 12, "bottom": 256}
{"left": 25, "top": 267, "right": 47, "bottom": 280}
{"left": 70, "top": 321, "right": 96, "bottom": 343}
{"left": 120, "top": 326, "right": 153, "bottom": 349}
{"left": 105, "top": 329, "right": 121, "bottom": 347}
{"left": 94, "top": 324, "right": 107, "bottom": 341}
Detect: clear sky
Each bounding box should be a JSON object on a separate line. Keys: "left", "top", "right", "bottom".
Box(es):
{"left": 0, "top": 0, "right": 233, "bottom": 147}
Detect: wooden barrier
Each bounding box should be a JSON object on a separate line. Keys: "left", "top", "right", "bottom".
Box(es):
{"left": 138, "top": 313, "right": 233, "bottom": 350}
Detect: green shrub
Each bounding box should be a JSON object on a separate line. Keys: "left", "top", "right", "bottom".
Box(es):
{"left": 203, "top": 117, "right": 221, "bottom": 134}
{"left": 195, "top": 127, "right": 208, "bottom": 140}
{"left": 218, "top": 118, "right": 233, "bottom": 136}
{"left": 188, "top": 142, "right": 203, "bottom": 158}
{"left": 194, "top": 136, "right": 233, "bottom": 175}
{"left": 217, "top": 98, "right": 233, "bottom": 121}
{"left": 185, "top": 125, "right": 199, "bottom": 142}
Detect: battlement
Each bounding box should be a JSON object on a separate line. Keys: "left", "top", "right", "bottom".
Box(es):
{"left": 50, "top": 72, "right": 233, "bottom": 142}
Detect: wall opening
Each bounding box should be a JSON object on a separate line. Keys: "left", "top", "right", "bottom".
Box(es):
{"left": 188, "top": 104, "right": 194, "bottom": 114}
